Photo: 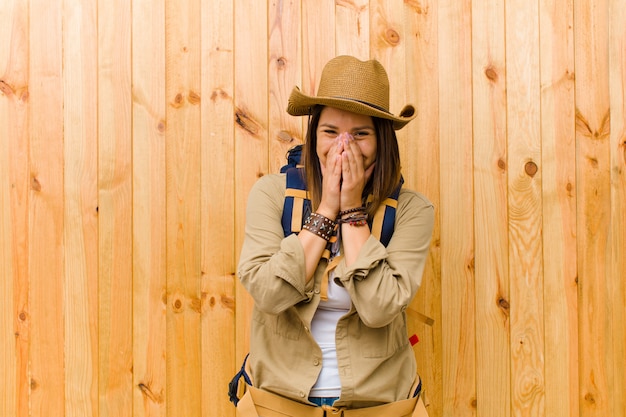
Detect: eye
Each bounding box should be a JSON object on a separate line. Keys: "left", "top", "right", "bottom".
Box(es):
{"left": 321, "top": 128, "right": 338, "bottom": 137}
{"left": 353, "top": 130, "right": 373, "bottom": 139}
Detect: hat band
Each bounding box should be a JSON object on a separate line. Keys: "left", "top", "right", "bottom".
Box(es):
{"left": 331, "top": 96, "right": 392, "bottom": 115}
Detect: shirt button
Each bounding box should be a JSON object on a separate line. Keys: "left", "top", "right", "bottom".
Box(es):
{"left": 304, "top": 326, "right": 309, "bottom": 332}
{"left": 313, "top": 358, "right": 320, "bottom": 366}
{"left": 314, "top": 288, "right": 320, "bottom": 294}
{"left": 299, "top": 391, "right": 305, "bottom": 398}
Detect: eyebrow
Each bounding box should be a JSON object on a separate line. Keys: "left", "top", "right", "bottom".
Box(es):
{"left": 319, "top": 123, "right": 375, "bottom": 130}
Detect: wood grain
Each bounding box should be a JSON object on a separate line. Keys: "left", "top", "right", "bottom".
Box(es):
{"left": 0, "top": 2, "right": 624, "bottom": 416}
{"left": 575, "top": 0, "right": 612, "bottom": 416}
{"left": 201, "top": 0, "right": 236, "bottom": 416}
{"left": 0, "top": 1, "right": 29, "bottom": 416}
{"left": 268, "top": 0, "right": 302, "bottom": 173}
{"left": 404, "top": 1, "right": 442, "bottom": 415}
{"left": 234, "top": 0, "right": 268, "bottom": 365}
{"left": 98, "top": 0, "right": 133, "bottom": 415}
{"left": 29, "top": 0, "right": 65, "bottom": 415}
{"left": 438, "top": 1, "right": 476, "bottom": 416}
{"left": 165, "top": 0, "right": 202, "bottom": 415}
{"left": 336, "top": 0, "right": 370, "bottom": 59}
{"left": 63, "top": 0, "right": 99, "bottom": 415}
{"left": 539, "top": 1, "right": 578, "bottom": 416}
{"left": 371, "top": 0, "right": 406, "bottom": 148}
{"left": 472, "top": 0, "right": 510, "bottom": 416}
{"left": 608, "top": 2, "right": 626, "bottom": 415}
{"left": 506, "top": 1, "right": 546, "bottom": 416}
{"left": 132, "top": 0, "right": 167, "bottom": 415}
{"left": 302, "top": 0, "right": 335, "bottom": 134}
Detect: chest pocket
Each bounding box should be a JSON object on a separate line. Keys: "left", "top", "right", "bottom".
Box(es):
{"left": 254, "top": 308, "right": 303, "bottom": 341}
{"left": 359, "top": 315, "right": 408, "bottom": 358}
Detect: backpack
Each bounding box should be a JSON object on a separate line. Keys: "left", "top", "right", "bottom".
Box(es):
{"left": 279, "top": 144, "right": 401, "bottom": 247}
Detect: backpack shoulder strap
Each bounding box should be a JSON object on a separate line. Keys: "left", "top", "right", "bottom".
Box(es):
{"left": 282, "top": 166, "right": 311, "bottom": 236}
{"left": 280, "top": 144, "right": 402, "bottom": 248}
{"left": 370, "top": 176, "right": 403, "bottom": 246}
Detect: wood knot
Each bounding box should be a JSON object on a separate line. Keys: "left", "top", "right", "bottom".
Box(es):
{"left": 172, "top": 297, "right": 183, "bottom": 312}
{"left": 0, "top": 79, "right": 14, "bottom": 96}
{"left": 190, "top": 297, "right": 202, "bottom": 313}
{"left": 276, "top": 56, "right": 287, "bottom": 68}
{"left": 485, "top": 66, "right": 498, "bottom": 82}
{"left": 277, "top": 130, "right": 294, "bottom": 143}
{"left": 498, "top": 297, "right": 510, "bottom": 312}
{"left": 157, "top": 120, "right": 166, "bottom": 133}
{"left": 525, "top": 161, "right": 538, "bottom": 177}
{"left": 235, "top": 107, "right": 261, "bottom": 136}
{"left": 19, "top": 311, "right": 27, "bottom": 321}
{"left": 171, "top": 93, "right": 184, "bottom": 108}
{"left": 384, "top": 28, "right": 400, "bottom": 45}
{"left": 467, "top": 257, "right": 475, "bottom": 272}
{"left": 210, "top": 88, "right": 230, "bottom": 102}
{"left": 405, "top": 0, "right": 428, "bottom": 14}
{"left": 188, "top": 90, "right": 201, "bottom": 105}
{"left": 584, "top": 392, "right": 595, "bottom": 405}
{"left": 497, "top": 158, "right": 506, "bottom": 170}
{"left": 221, "top": 294, "right": 235, "bottom": 311}
{"left": 31, "top": 176, "right": 42, "bottom": 192}
{"left": 20, "top": 89, "right": 29, "bottom": 102}
{"left": 138, "top": 382, "right": 164, "bottom": 404}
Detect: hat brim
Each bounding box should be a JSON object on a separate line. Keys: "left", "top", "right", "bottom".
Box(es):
{"left": 286, "top": 87, "right": 416, "bottom": 130}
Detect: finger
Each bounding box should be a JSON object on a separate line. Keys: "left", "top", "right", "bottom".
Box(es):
{"left": 364, "top": 161, "right": 376, "bottom": 180}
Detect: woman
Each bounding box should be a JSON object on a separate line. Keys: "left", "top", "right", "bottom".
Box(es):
{"left": 237, "top": 55, "right": 434, "bottom": 412}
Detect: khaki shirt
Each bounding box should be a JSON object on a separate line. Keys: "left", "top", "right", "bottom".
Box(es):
{"left": 237, "top": 173, "right": 434, "bottom": 409}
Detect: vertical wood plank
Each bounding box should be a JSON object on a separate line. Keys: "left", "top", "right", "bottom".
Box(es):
{"left": 201, "top": 0, "right": 236, "bottom": 416}
{"left": 132, "top": 0, "right": 167, "bottom": 415}
{"left": 438, "top": 1, "right": 476, "bottom": 416}
{"left": 165, "top": 0, "right": 202, "bottom": 414}
{"left": 268, "top": 0, "right": 301, "bottom": 173}
{"left": 403, "top": 2, "right": 442, "bottom": 414}
{"left": 506, "top": 1, "right": 545, "bottom": 416}
{"left": 539, "top": 1, "right": 578, "bottom": 417}
{"left": 0, "top": 1, "right": 15, "bottom": 411}
{"left": 63, "top": 0, "right": 99, "bottom": 415}
{"left": 335, "top": 0, "right": 369, "bottom": 59}
{"left": 608, "top": 1, "right": 626, "bottom": 414}
{"left": 574, "top": 0, "right": 611, "bottom": 415}
{"left": 370, "top": 0, "right": 406, "bottom": 147}
{"left": 98, "top": 0, "right": 133, "bottom": 415}
{"left": 29, "top": 0, "right": 65, "bottom": 415}
{"left": 301, "top": 0, "right": 335, "bottom": 133}
{"left": 471, "top": 1, "right": 510, "bottom": 416}
{"left": 0, "top": 1, "right": 29, "bottom": 416}
{"left": 234, "top": 0, "right": 268, "bottom": 364}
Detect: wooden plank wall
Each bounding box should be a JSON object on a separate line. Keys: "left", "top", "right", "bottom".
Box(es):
{"left": 0, "top": 1, "right": 624, "bottom": 416}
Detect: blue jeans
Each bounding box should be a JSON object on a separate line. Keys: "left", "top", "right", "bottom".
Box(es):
{"left": 309, "top": 397, "right": 339, "bottom": 407}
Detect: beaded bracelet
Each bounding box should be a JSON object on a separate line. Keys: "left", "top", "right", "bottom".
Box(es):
{"left": 302, "top": 213, "right": 337, "bottom": 241}
{"left": 338, "top": 206, "right": 366, "bottom": 217}
{"left": 337, "top": 212, "right": 368, "bottom": 226}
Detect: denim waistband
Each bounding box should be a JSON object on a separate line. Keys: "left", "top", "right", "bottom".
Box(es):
{"left": 309, "top": 397, "right": 339, "bottom": 407}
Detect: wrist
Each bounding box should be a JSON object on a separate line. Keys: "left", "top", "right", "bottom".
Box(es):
{"left": 302, "top": 212, "right": 337, "bottom": 241}
{"left": 316, "top": 203, "right": 338, "bottom": 221}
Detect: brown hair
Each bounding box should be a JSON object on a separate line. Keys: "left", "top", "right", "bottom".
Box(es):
{"left": 302, "top": 105, "right": 402, "bottom": 219}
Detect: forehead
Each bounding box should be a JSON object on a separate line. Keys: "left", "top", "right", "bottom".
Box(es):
{"left": 318, "top": 106, "right": 374, "bottom": 127}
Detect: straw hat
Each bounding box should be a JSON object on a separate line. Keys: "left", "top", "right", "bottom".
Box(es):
{"left": 287, "top": 55, "right": 416, "bottom": 130}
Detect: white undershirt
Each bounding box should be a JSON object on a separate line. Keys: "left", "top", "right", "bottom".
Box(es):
{"left": 309, "top": 271, "right": 351, "bottom": 397}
